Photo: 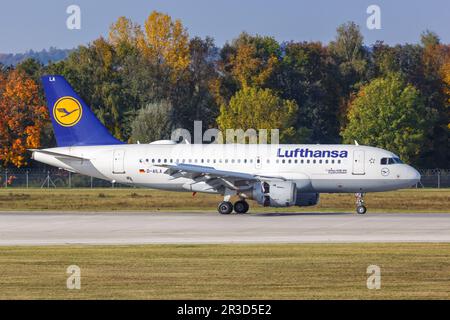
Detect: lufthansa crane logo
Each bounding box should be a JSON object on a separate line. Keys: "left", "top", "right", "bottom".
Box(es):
{"left": 53, "top": 96, "right": 82, "bottom": 127}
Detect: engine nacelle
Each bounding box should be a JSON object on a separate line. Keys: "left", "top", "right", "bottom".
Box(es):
{"left": 251, "top": 181, "right": 297, "bottom": 207}
{"left": 295, "top": 192, "right": 320, "bottom": 206}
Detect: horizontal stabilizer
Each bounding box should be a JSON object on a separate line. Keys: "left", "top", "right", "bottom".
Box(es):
{"left": 29, "top": 149, "right": 89, "bottom": 161}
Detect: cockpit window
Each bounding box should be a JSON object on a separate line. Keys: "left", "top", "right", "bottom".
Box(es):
{"left": 380, "top": 157, "right": 403, "bottom": 165}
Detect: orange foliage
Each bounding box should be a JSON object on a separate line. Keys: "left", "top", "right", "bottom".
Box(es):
{"left": 0, "top": 70, "right": 48, "bottom": 167}
{"left": 441, "top": 61, "right": 450, "bottom": 129}
{"left": 230, "top": 43, "right": 278, "bottom": 88}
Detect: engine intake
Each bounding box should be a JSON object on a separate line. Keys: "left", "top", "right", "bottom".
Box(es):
{"left": 252, "top": 181, "right": 297, "bottom": 207}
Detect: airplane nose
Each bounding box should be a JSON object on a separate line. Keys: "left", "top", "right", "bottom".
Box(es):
{"left": 407, "top": 166, "right": 421, "bottom": 184}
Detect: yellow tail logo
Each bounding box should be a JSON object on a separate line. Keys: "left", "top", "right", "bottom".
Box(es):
{"left": 53, "top": 96, "right": 83, "bottom": 127}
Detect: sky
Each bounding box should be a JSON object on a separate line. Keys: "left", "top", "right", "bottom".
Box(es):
{"left": 0, "top": 0, "right": 449, "bottom": 53}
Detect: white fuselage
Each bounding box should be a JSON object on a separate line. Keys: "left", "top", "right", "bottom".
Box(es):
{"left": 32, "top": 143, "right": 420, "bottom": 194}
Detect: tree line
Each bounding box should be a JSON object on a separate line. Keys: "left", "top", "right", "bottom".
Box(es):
{"left": 0, "top": 11, "right": 449, "bottom": 168}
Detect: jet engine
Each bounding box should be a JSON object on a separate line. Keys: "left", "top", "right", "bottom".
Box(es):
{"left": 250, "top": 181, "right": 297, "bottom": 207}
{"left": 295, "top": 192, "right": 320, "bottom": 206}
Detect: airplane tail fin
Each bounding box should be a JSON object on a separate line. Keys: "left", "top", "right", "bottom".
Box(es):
{"left": 41, "top": 75, "right": 123, "bottom": 147}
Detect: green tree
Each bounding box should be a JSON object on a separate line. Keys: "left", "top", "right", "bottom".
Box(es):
{"left": 342, "top": 73, "right": 428, "bottom": 164}
{"left": 130, "top": 100, "right": 173, "bottom": 143}
{"left": 217, "top": 86, "right": 298, "bottom": 143}
{"left": 329, "top": 22, "right": 368, "bottom": 90}
{"left": 273, "top": 41, "right": 341, "bottom": 143}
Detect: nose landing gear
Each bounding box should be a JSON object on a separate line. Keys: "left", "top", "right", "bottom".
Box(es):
{"left": 355, "top": 193, "right": 367, "bottom": 214}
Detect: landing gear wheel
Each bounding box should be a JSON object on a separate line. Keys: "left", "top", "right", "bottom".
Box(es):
{"left": 355, "top": 193, "right": 367, "bottom": 214}
{"left": 218, "top": 201, "right": 233, "bottom": 214}
{"left": 356, "top": 205, "right": 367, "bottom": 214}
{"left": 234, "top": 200, "right": 249, "bottom": 214}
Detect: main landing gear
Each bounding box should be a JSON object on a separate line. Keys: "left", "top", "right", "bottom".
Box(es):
{"left": 355, "top": 192, "right": 367, "bottom": 214}
{"left": 217, "top": 200, "right": 250, "bottom": 214}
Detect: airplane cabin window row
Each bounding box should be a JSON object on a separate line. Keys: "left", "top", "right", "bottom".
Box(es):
{"left": 139, "top": 158, "right": 342, "bottom": 165}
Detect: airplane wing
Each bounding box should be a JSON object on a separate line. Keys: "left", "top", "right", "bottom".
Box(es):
{"left": 161, "top": 163, "right": 285, "bottom": 190}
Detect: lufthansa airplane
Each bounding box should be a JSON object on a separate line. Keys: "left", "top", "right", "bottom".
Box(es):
{"left": 32, "top": 75, "right": 421, "bottom": 214}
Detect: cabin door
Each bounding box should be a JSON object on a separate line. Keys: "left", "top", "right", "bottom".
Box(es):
{"left": 113, "top": 149, "right": 126, "bottom": 174}
{"left": 352, "top": 150, "right": 365, "bottom": 175}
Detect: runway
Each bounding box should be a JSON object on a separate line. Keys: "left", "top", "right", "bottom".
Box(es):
{"left": 0, "top": 211, "right": 449, "bottom": 245}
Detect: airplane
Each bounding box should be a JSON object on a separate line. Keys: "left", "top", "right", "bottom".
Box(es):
{"left": 31, "top": 75, "right": 421, "bottom": 215}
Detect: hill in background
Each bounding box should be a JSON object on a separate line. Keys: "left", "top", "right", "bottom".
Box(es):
{"left": 0, "top": 47, "right": 73, "bottom": 66}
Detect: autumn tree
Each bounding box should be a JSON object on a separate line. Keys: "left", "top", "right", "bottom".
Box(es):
{"left": 211, "top": 33, "right": 281, "bottom": 106}
{"left": 441, "top": 60, "right": 450, "bottom": 130}
{"left": 420, "top": 38, "right": 450, "bottom": 167}
{"left": 0, "top": 70, "right": 48, "bottom": 167}
{"left": 217, "top": 86, "right": 298, "bottom": 143}
{"left": 342, "top": 73, "right": 428, "bottom": 164}
{"left": 138, "top": 11, "right": 190, "bottom": 77}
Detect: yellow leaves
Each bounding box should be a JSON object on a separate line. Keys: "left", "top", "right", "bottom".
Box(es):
{"left": 230, "top": 42, "right": 278, "bottom": 88}
{"left": 0, "top": 70, "right": 48, "bottom": 167}
{"left": 139, "top": 11, "right": 190, "bottom": 76}
{"left": 108, "top": 12, "right": 191, "bottom": 81}
{"left": 93, "top": 38, "right": 114, "bottom": 71}
{"left": 440, "top": 61, "right": 450, "bottom": 102}
{"left": 108, "top": 16, "right": 141, "bottom": 48}
{"left": 440, "top": 60, "right": 450, "bottom": 129}
{"left": 217, "top": 86, "right": 298, "bottom": 143}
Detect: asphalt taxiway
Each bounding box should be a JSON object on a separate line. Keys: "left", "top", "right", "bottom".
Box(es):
{"left": 0, "top": 211, "right": 449, "bottom": 245}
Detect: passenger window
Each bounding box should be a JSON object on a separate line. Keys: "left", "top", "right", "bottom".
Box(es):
{"left": 313, "top": 160, "right": 316, "bottom": 164}
{"left": 294, "top": 159, "right": 298, "bottom": 164}
{"left": 319, "top": 160, "right": 322, "bottom": 164}
{"left": 282, "top": 159, "right": 285, "bottom": 164}
{"left": 337, "top": 160, "right": 341, "bottom": 164}
{"left": 307, "top": 160, "right": 310, "bottom": 164}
